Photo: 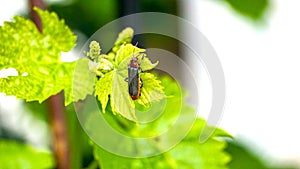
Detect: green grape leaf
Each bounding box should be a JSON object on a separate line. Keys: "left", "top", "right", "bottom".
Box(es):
{"left": 0, "top": 62, "right": 75, "bottom": 105}
{"left": 137, "top": 73, "right": 165, "bottom": 106}
{"left": 92, "top": 119, "right": 231, "bottom": 169}
{"left": 0, "top": 8, "right": 77, "bottom": 105}
{"left": 0, "top": 140, "right": 55, "bottom": 169}
{"left": 140, "top": 57, "right": 159, "bottom": 71}
{"left": 168, "top": 119, "right": 231, "bottom": 169}
{"left": 94, "top": 41, "right": 165, "bottom": 122}
{"left": 36, "top": 7, "right": 76, "bottom": 53}
{"left": 92, "top": 76, "right": 231, "bottom": 169}
{"left": 95, "top": 71, "right": 113, "bottom": 112}
{"left": 184, "top": 119, "right": 232, "bottom": 141}
{"left": 114, "top": 27, "right": 134, "bottom": 47}
{"left": 168, "top": 139, "right": 230, "bottom": 169}
{"left": 115, "top": 44, "right": 145, "bottom": 66}
{"left": 111, "top": 70, "right": 136, "bottom": 120}
{"left": 72, "top": 58, "right": 96, "bottom": 103}
{"left": 112, "top": 27, "right": 134, "bottom": 54}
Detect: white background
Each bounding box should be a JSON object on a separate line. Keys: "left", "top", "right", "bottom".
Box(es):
{"left": 180, "top": 0, "right": 300, "bottom": 165}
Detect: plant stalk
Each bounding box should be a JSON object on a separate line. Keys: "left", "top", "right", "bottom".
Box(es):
{"left": 29, "top": 0, "right": 70, "bottom": 168}
{"left": 47, "top": 92, "right": 70, "bottom": 169}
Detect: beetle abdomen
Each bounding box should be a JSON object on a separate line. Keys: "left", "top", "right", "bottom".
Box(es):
{"left": 128, "top": 66, "right": 140, "bottom": 100}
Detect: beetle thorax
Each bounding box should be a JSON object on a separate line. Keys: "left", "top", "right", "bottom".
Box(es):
{"left": 129, "top": 57, "right": 139, "bottom": 68}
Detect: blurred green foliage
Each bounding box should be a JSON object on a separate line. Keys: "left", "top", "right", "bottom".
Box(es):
{"left": 49, "top": 0, "right": 178, "bottom": 37}
{"left": 92, "top": 76, "right": 232, "bottom": 169}
{"left": 225, "top": 0, "right": 269, "bottom": 20}
{"left": 225, "top": 140, "right": 299, "bottom": 169}
{"left": 49, "top": 0, "right": 118, "bottom": 37}
{"left": 25, "top": 101, "right": 49, "bottom": 122}
{"left": 0, "top": 140, "right": 54, "bottom": 169}
{"left": 226, "top": 140, "right": 268, "bottom": 169}
{"left": 140, "top": 0, "right": 177, "bottom": 14}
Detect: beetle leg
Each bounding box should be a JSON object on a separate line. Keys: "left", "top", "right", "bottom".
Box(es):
{"left": 138, "top": 66, "right": 143, "bottom": 73}
{"left": 141, "top": 53, "right": 145, "bottom": 60}
{"left": 124, "top": 77, "right": 128, "bottom": 82}
{"left": 140, "top": 78, "right": 143, "bottom": 89}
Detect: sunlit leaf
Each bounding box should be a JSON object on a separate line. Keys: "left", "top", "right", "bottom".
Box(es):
{"left": 72, "top": 58, "right": 96, "bottom": 103}
{"left": 95, "top": 71, "right": 113, "bottom": 112}
{"left": 0, "top": 8, "right": 77, "bottom": 105}
{"left": 140, "top": 57, "right": 159, "bottom": 71}
{"left": 114, "top": 27, "right": 134, "bottom": 47}
{"left": 93, "top": 34, "right": 165, "bottom": 121}
{"left": 115, "top": 44, "right": 145, "bottom": 66}
{"left": 0, "top": 62, "right": 75, "bottom": 105}
{"left": 111, "top": 71, "right": 136, "bottom": 120}
{"left": 137, "top": 73, "right": 165, "bottom": 106}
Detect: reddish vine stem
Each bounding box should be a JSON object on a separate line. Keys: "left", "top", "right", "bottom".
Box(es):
{"left": 46, "top": 93, "right": 70, "bottom": 169}
{"left": 28, "top": 0, "right": 70, "bottom": 169}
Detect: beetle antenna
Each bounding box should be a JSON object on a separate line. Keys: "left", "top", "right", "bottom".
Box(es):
{"left": 132, "top": 42, "right": 139, "bottom": 58}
